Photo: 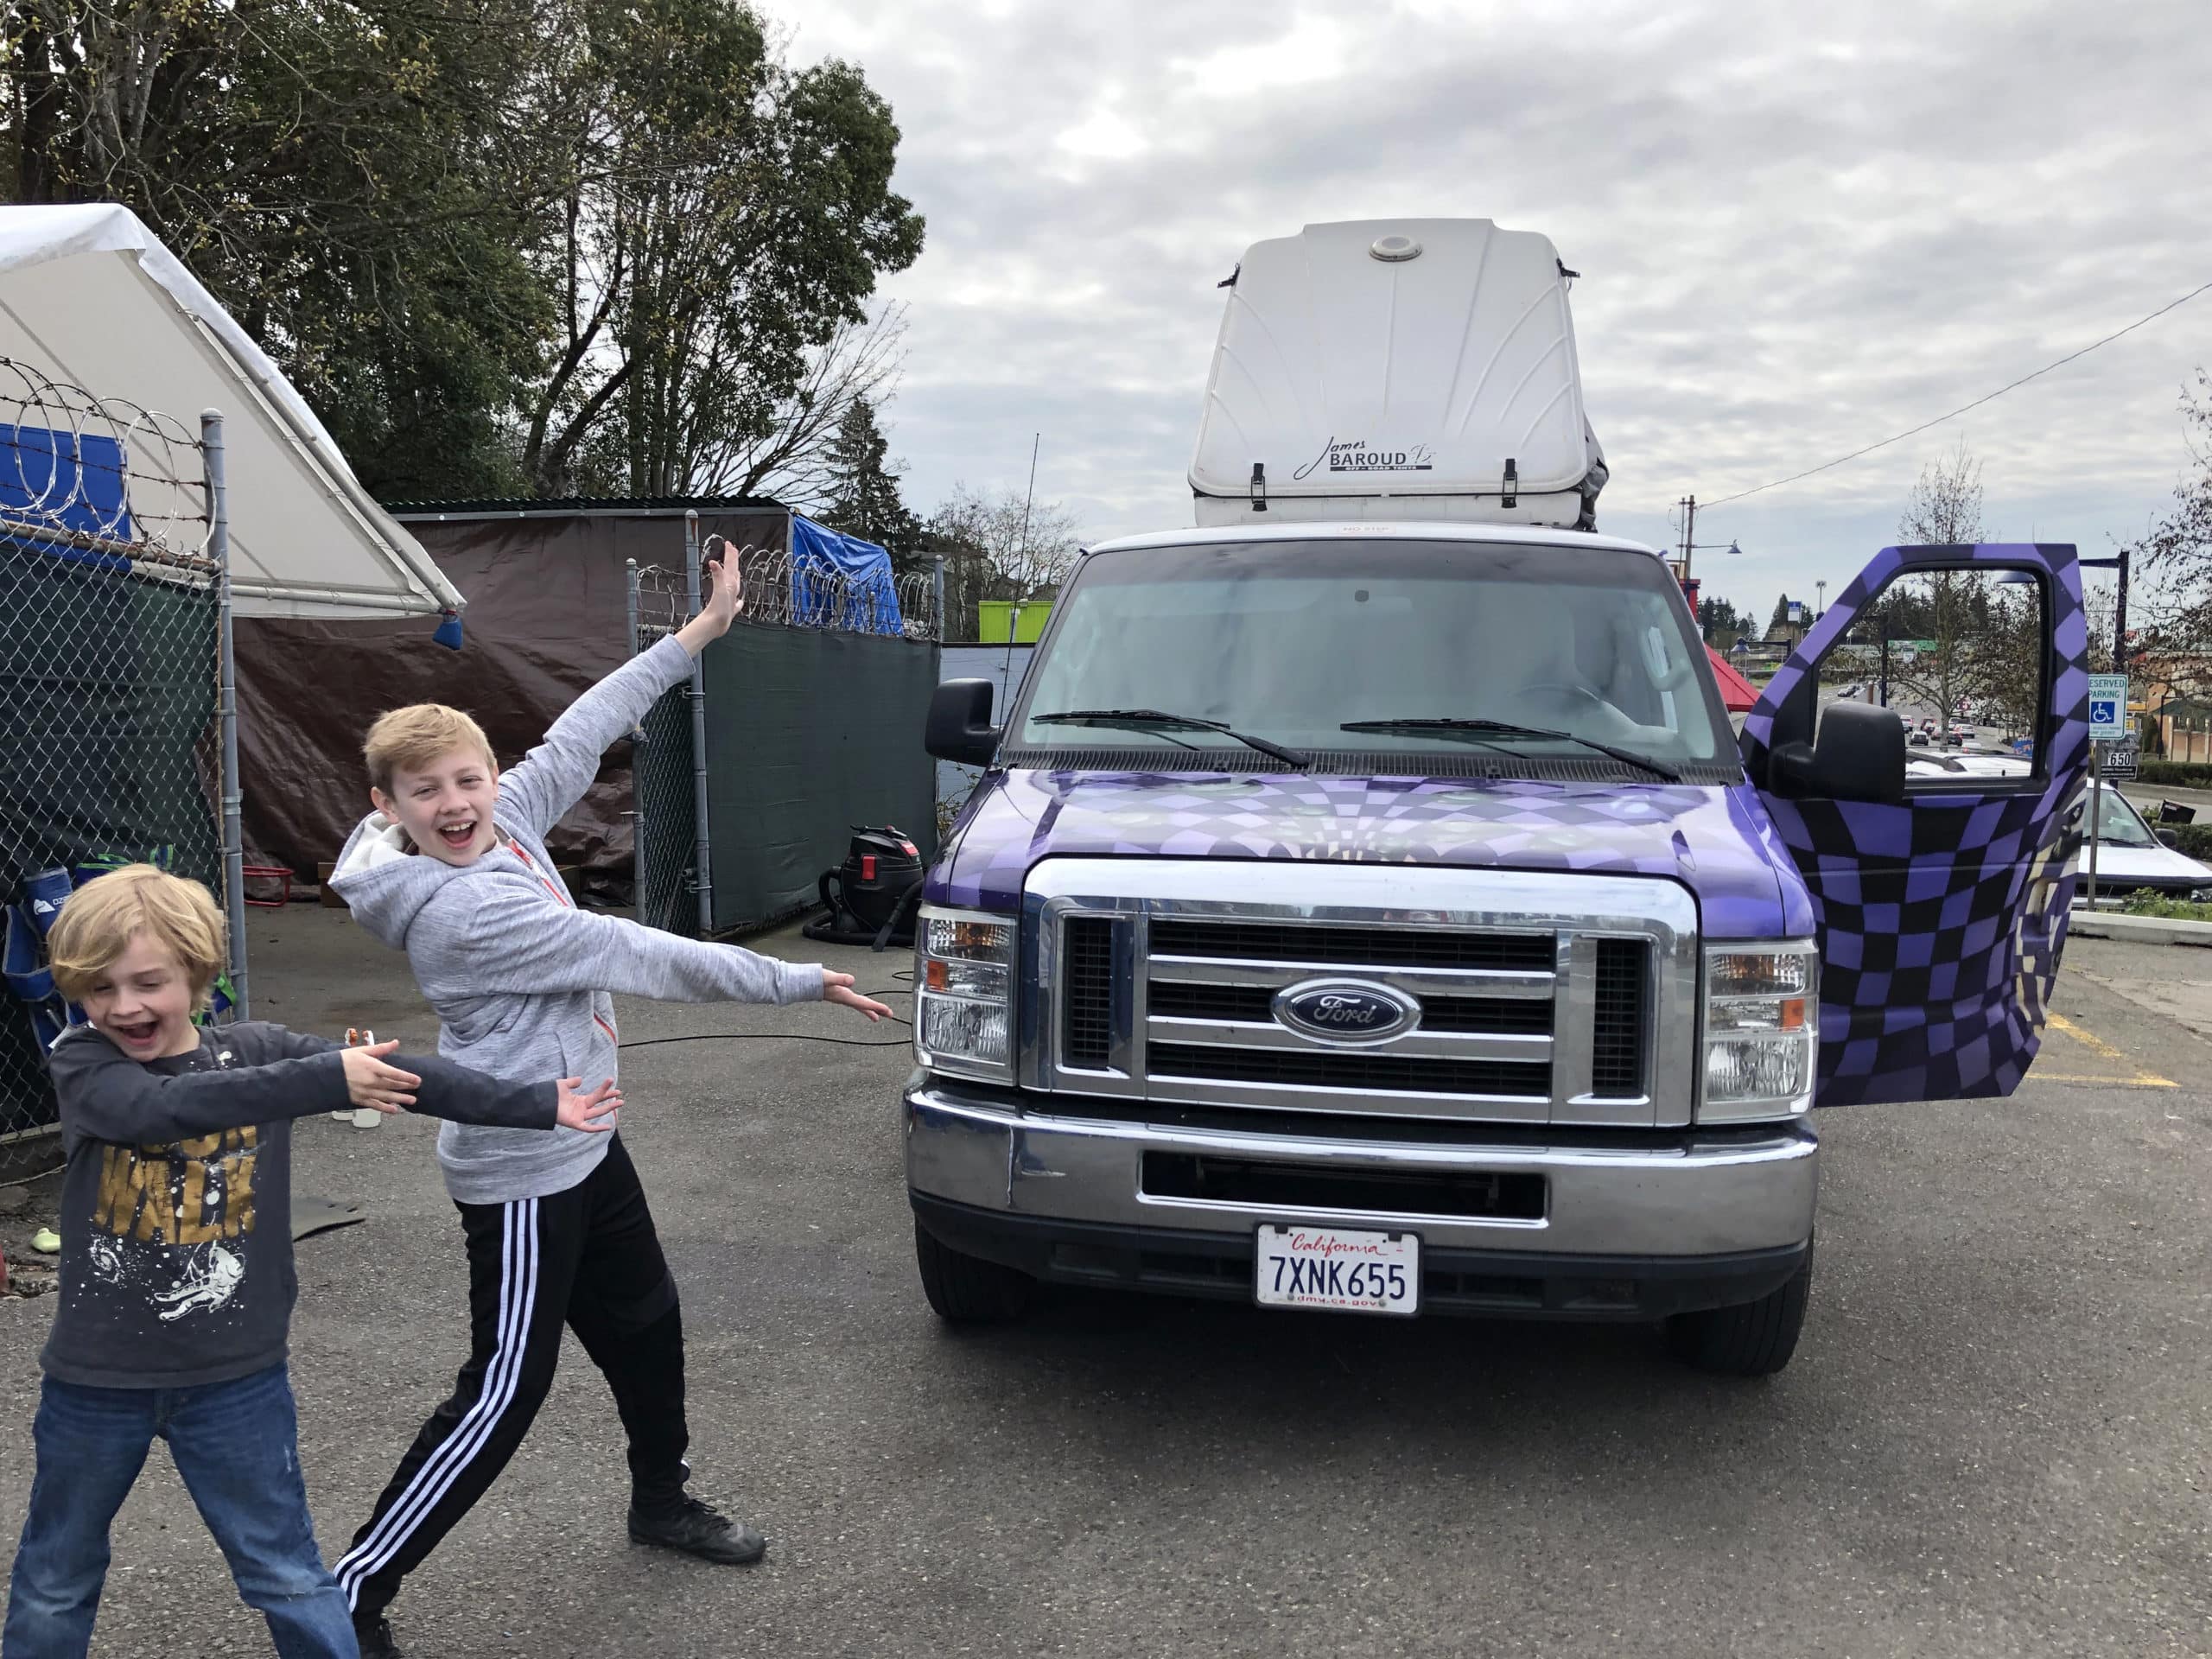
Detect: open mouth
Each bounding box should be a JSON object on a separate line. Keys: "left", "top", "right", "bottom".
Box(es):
{"left": 435, "top": 819, "right": 480, "bottom": 853}
{"left": 110, "top": 1017, "right": 162, "bottom": 1049}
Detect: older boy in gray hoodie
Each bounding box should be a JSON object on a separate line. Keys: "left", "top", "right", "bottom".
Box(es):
{"left": 327, "top": 560, "right": 887, "bottom": 1658}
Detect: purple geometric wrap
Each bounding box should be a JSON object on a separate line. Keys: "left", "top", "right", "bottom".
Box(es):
{"left": 931, "top": 770, "right": 1798, "bottom": 938}
{"left": 1741, "top": 543, "right": 2090, "bottom": 1106}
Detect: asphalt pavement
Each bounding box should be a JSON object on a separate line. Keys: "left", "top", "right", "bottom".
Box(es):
{"left": 1, "top": 908, "right": 2205, "bottom": 1657}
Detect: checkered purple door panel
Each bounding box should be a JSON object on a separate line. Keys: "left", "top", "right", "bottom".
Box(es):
{"left": 1742, "top": 543, "right": 2090, "bottom": 1106}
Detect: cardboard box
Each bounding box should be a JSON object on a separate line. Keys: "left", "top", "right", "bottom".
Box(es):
{"left": 317, "top": 861, "right": 348, "bottom": 909}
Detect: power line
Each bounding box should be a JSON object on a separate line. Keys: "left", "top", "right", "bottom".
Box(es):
{"left": 1702, "top": 277, "right": 2212, "bottom": 512}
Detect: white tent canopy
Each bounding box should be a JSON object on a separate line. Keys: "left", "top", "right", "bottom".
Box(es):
{"left": 0, "top": 204, "right": 463, "bottom": 620}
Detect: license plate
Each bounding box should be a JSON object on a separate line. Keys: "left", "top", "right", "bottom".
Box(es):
{"left": 1254, "top": 1224, "right": 1420, "bottom": 1316}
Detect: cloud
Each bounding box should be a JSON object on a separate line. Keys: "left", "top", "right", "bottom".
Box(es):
{"left": 784, "top": 0, "right": 2212, "bottom": 620}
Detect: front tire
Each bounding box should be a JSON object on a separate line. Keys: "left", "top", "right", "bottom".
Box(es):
{"left": 914, "top": 1220, "right": 1033, "bottom": 1324}
{"left": 1662, "top": 1250, "right": 1812, "bottom": 1376}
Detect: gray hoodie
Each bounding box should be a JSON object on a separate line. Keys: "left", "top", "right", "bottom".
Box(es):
{"left": 332, "top": 634, "right": 824, "bottom": 1205}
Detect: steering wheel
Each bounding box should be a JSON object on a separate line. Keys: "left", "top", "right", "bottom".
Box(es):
{"left": 1520, "top": 680, "right": 1611, "bottom": 713}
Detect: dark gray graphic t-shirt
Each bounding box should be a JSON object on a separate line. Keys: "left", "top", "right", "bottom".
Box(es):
{"left": 41, "top": 1022, "right": 556, "bottom": 1389}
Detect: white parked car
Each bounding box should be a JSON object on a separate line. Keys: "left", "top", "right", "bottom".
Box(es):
{"left": 2076, "top": 789, "right": 2212, "bottom": 901}
{"left": 1904, "top": 753, "right": 2212, "bottom": 899}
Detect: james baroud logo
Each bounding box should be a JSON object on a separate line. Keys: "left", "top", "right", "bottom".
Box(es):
{"left": 1293, "top": 435, "right": 1436, "bottom": 480}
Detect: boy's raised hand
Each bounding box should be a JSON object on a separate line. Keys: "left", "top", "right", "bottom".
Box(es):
{"left": 675, "top": 552, "right": 743, "bottom": 654}
{"left": 341, "top": 1039, "right": 420, "bottom": 1113}
{"left": 824, "top": 972, "right": 893, "bottom": 1022}
{"left": 557, "top": 1077, "right": 623, "bottom": 1133}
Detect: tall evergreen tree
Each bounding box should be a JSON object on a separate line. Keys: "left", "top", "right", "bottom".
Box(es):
{"left": 822, "top": 398, "right": 924, "bottom": 570}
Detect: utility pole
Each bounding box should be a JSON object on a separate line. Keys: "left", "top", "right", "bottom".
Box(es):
{"left": 2114, "top": 545, "right": 2131, "bottom": 673}
{"left": 1677, "top": 495, "right": 1698, "bottom": 582}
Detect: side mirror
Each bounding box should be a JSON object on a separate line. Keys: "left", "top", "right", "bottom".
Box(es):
{"left": 926, "top": 678, "right": 1000, "bottom": 766}
{"left": 1770, "top": 701, "right": 1905, "bottom": 804}
{"left": 2158, "top": 829, "right": 2183, "bottom": 850}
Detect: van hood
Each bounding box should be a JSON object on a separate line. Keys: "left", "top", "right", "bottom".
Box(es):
{"left": 931, "top": 769, "right": 1813, "bottom": 938}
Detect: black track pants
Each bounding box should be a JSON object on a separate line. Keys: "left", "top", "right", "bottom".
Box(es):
{"left": 334, "top": 1135, "right": 687, "bottom": 1618}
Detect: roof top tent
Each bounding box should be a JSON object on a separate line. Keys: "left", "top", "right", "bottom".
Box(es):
{"left": 1190, "top": 219, "right": 1607, "bottom": 531}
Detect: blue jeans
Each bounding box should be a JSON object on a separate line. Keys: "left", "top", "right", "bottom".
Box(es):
{"left": 3, "top": 1364, "right": 356, "bottom": 1659}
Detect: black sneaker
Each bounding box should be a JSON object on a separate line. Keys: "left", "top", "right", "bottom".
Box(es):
{"left": 627, "top": 1493, "right": 766, "bottom": 1565}
{"left": 353, "top": 1613, "right": 404, "bottom": 1658}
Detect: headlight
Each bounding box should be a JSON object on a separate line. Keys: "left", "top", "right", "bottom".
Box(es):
{"left": 914, "top": 906, "right": 1016, "bottom": 1081}
{"left": 1700, "top": 943, "right": 1818, "bottom": 1121}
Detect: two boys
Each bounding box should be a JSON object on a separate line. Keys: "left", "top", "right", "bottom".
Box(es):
{"left": 327, "top": 555, "right": 887, "bottom": 1656}
{"left": 3, "top": 864, "right": 620, "bottom": 1658}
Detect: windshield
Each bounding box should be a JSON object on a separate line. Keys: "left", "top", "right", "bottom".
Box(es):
{"left": 2094, "top": 788, "right": 2158, "bottom": 849}
{"left": 1012, "top": 538, "right": 1731, "bottom": 772}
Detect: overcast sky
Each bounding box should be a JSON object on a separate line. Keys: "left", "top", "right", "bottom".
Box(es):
{"left": 779, "top": 0, "right": 2211, "bottom": 626}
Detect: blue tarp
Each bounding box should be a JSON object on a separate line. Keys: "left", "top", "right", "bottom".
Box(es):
{"left": 791, "top": 514, "right": 902, "bottom": 635}
{"left": 0, "top": 424, "right": 131, "bottom": 542}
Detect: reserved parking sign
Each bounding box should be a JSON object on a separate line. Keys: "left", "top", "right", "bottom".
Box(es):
{"left": 2088, "top": 674, "right": 2129, "bottom": 743}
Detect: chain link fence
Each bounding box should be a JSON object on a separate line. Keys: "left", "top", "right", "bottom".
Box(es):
{"left": 626, "top": 517, "right": 942, "bottom": 939}
{"left": 0, "top": 358, "right": 239, "bottom": 1179}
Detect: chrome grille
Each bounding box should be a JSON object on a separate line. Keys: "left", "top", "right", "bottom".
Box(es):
{"left": 1591, "top": 938, "right": 1648, "bottom": 1098}
{"left": 1150, "top": 918, "right": 1554, "bottom": 972}
{"left": 1143, "top": 917, "right": 1557, "bottom": 1108}
{"left": 1062, "top": 915, "right": 1115, "bottom": 1068}
{"left": 1150, "top": 1042, "right": 1552, "bottom": 1097}
{"left": 1028, "top": 861, "right": 1698, "bottom": 1128}
{"left": 1147, "top": 980, "right": 1554, "bottom": 1035}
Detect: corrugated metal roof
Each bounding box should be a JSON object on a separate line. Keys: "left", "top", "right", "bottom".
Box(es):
{"left": 384, "top": 495, "right": 789, "bottom": 520}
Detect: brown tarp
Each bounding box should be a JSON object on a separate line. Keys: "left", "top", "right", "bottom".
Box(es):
{"left": 235, "top": 505, "right": 786, "bottom": 900}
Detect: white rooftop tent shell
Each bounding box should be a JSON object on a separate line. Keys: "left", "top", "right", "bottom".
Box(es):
{"left": 0, "top": 204, "right": 464, "bottom": 620}
{"left": 1190, "top": 219, "right": 1608, "bottom": 531}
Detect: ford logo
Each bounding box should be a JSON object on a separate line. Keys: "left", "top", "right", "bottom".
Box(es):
{"left": 1273, "top": 978, "right": 1420, "bottom": 1046}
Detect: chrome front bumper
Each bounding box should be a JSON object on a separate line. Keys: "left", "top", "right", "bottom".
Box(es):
{"left": 904, "top": 1074, "right": 1820, "bottom": 1261}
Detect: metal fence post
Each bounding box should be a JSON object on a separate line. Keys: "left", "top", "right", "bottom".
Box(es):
{"left": 626, "top": 557, "right": 646, "bottom": 914}
{"left": 683, "top": 512, "right": 714, "bottom": 936}
{"left": 932, "top": 553, "right": 946, "bottom": 644}
{"left": 202, "top": 409, "right": 248, "bottom": 1018}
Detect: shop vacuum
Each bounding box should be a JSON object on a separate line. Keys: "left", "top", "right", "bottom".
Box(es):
{"left": 803, "top": 825, "right": 924, "bottom": 950}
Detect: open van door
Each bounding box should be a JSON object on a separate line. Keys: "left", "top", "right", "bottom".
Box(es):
{"left": 1740, "top": 543, "right": 2091, "bottom": 1106}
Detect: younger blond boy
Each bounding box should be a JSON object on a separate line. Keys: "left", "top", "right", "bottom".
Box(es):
{"left": 1, "top": 866, "right": 617, "bottom": 1659}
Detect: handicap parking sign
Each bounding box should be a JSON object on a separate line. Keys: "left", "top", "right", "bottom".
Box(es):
{"left": 2087, "top": 674, "right": 2129, "bottom": 742}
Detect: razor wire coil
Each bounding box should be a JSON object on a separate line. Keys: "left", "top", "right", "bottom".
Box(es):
{"left": 632, "top": 543, "right": 939, "bottom": 640}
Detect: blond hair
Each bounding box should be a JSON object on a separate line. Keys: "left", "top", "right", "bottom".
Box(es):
{"left": 363, "top": 702, "right": 495, "bottom": 794}
{"left": 47, "top": 864, "right": 228, "bottom": 1006}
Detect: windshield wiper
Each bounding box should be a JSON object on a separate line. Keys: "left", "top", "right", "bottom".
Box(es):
{"left": 1032, "top": 708, "right": 1311, "bottom": 769}
{"left": 1340, "top": 717, "right": 1682, "bottom": 782}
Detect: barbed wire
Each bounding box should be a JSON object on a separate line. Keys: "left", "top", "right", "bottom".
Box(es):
{"left": 0, "top": 357, "right": 215, "bottom": 569}
{"left": 634, "top": 543, "right": 940, "bottom": 640}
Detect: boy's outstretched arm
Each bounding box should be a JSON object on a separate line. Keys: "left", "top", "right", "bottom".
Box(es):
{"left": 266, "top": 1027, "right": 619, "bottom": 1130}
{"left": 48, "top": 1029, "right": 351, "bottom": 1146}
{"left": 446, "top": 879, "right": 848, "bottom": 1007}
{"left": 499, "top": 555, "right": 743, "bottom": 838}
{"left": 257, "top": 1027, "right": 569, "bottom": 1129}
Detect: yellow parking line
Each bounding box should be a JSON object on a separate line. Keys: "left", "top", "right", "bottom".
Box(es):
{"left": 2047, "top": 1011, "right": 2128, "bottom": 1060}
{"left": 2043, "top": 1012, "right": 2177, "bottom": 1088}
